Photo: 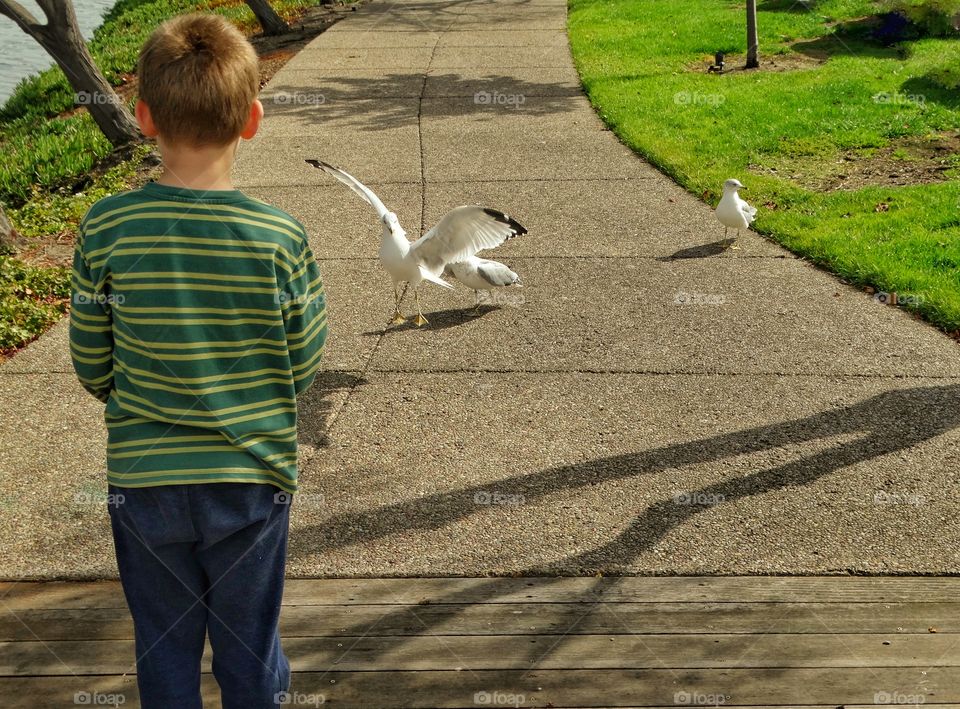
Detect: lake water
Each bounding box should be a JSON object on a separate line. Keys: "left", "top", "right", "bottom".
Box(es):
{"left": 0, "top": 0, "right": 118, "bottom": 105}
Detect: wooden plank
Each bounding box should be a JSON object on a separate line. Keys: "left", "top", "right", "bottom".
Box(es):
{"left": 0, "top": 581, "right": 126, "bottom": 611}
{"left": 283, "top": 668, "right": 960, "bottom": 706}
{"left": 6, "top": 576, "right": 960, "bottom": 610}
{"left": 3, "top": 601, "right": 958, "bottom": 641}
{"left": 3, "top": 633, "right": 958, "bottom": 675}
{"left": 0, "top": 675, "right": 143, "bottom": 709}
{"left": 281, "top": 576, "right": 960, "bottom": 604}
{"left": 0, "top": 668, "right": 955, "bottom": 707}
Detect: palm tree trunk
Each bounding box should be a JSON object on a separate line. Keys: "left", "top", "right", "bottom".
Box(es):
{"left": 244, "top": 0, "right": 290, "bottom": 35}
{"left": 0, "top": 0, "right": 140, "bottom": 146}
{"left": 0, "top": 203, "right": 20, "bottom": 252}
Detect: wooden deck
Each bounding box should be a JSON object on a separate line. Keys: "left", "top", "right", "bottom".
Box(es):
{"left": 2, "top": 576, "right": 959, "bottom": 707}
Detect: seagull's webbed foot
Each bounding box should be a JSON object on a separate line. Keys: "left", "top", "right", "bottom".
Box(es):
{"left": 469, "top": 290, "right": 486, "bottom": 315}
{"left": 389, "top": 283, "right": 410, "bottom": 325}
{"left": 412, "top": 287, "right": 430, "bottom": 327}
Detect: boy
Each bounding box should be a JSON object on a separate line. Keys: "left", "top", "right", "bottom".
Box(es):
{"left": 69, "top": 14, "right": 327, "bottom": 708}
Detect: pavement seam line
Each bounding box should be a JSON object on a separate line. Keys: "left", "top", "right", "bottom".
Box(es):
{"left": 325, "top": 368, "right": 960, "bottom": 380}
{"left": 6, "top": 370, "right": 960, "bottom": 380}
{"left": 240, "top": 176, "right": 664, "bottom": 188}
{"left": 302, "top": 10, "right": 507, "bottom": 687}
{"left": 316, "top": 17, "right": 445, "bottom": 445}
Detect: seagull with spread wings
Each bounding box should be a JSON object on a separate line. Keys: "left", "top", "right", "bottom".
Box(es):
{"left": 306, "top": 159, "right": 527, "bottom": 326}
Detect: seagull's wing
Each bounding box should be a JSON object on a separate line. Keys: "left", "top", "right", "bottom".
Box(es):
{"left": 476, "top": 258, "right": 521, "bottom": 287}
{"left": 305, "top": 159, "right": 389, "bottom": 220}
{"left": 412, "top": 206, "right": 526, "bottom": 274}
{"left": 738, "top": 197, "right": 758, "bottom": 223}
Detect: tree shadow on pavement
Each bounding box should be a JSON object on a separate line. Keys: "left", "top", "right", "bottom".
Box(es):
{"left": 262, "top": 73, "right": 581, "bottom": 132}
{"left": 289, "top": 383, "right": 960, "bottom": 691}
{"left": 341, "top": 0, "right": 551, "bottom": 32}
{"left": 294, "top": 383, "right": 960, "bottom": 562}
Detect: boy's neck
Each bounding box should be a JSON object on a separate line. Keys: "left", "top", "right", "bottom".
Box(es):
{"left": 156, "top": 139, "right": 239, "bottom": 192}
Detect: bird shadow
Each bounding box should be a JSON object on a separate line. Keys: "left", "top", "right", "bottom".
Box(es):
{"left": 359, "top": 304, "right": 499, "bottom": 335}
{"left": 657, "top": 239, "right": 736, "bottom": 261}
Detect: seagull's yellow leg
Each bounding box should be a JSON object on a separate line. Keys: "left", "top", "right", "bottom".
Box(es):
{"left": 413, "top": 287, "right": 429, "bottom": 327}
{"left": 730, "top": 229, "right": 741, "bottom": 251}
{"left": 389, "top": 283, "right": 407, "bottom": 325}
{"left": 471, "top": 290, "right": 485, "bottom": 314}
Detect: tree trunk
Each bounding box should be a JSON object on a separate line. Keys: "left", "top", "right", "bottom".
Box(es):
{"left": 0, "top": 0, "right": 140, "bottom": 147}
{"left": 746, "top": 0, "right": 760, "bottom": 68}
{"left": 0, "top": 203, "right": 21, "bottom": 252}
{"left": 244, "top": 0, "right": 290, "bottom": 35}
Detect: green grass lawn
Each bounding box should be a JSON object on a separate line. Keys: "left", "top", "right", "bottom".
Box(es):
{"left": 0, "top": 0, "right": 332, "bottom": 354}
{"left": 568, "top": 0, "right": 960, "bottom": 333}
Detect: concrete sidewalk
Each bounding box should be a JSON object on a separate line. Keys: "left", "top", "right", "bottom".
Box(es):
{"left": 1, "top": 0, "right": 959, "bottom": 579}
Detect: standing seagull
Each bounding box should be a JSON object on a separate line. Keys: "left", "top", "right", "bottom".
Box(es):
{"left": 306, "top": 159, "right": 526, "bottom": 326}
{"left": 715, "top": 178, "right": 757, "bottom": 249}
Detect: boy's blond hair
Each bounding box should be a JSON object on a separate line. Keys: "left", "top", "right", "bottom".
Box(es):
{"left": 138, "top": 13, "right": 259, "bottom": 146}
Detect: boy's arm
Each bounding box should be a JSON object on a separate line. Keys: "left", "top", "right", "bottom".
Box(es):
{"left": 69, "top": 229, "right": 114, "bottom": 403}
{"left": 282, "top": 238, "right": 327, "bottom": 395}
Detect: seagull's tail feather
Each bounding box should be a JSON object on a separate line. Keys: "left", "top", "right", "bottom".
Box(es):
{"left": 419, "top": 266, "right": 455, "bottom": 290}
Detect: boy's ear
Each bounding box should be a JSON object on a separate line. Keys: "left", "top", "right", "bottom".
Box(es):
{"left": 135, "top": 100, "right": 159, "bottom": 138}
{"left": 240, "top": 100, "right": 264, "bottom": 141}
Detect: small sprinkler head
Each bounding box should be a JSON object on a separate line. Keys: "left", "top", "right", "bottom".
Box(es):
{"left": 708, "top": 51, "right": 726, "bottom": 74}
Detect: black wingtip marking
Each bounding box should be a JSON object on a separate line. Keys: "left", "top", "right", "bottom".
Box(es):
{"left": 482, "top": 207, "right": 528, "bottom": 238}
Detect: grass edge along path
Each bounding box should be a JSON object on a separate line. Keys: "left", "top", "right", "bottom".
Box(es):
{"left": 566, "top": 0, "right": 960, "bottom": 336}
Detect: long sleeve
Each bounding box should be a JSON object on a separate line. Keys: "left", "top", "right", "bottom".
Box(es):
{"left": 281, "top": 240, "right": 327, "bottom": 395}
{"left": 69, "top": 230, "right": 114, "bottom": 402}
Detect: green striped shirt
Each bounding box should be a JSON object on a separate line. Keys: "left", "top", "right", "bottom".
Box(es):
{"left": 69, "top": 182, "right": 327, "bottom": 494}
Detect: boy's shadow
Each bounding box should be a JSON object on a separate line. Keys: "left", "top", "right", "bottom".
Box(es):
{"left": 296, "top": 372, "right": 366, "bottom": 449}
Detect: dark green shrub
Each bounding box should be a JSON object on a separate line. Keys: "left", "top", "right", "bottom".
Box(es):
{"left": 880, "top": 0, "right": 960, "bottom": 36}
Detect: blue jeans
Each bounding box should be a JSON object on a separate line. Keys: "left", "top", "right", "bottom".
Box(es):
{"left": 108, "top": 483, "right": 291, "bottom": 709}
